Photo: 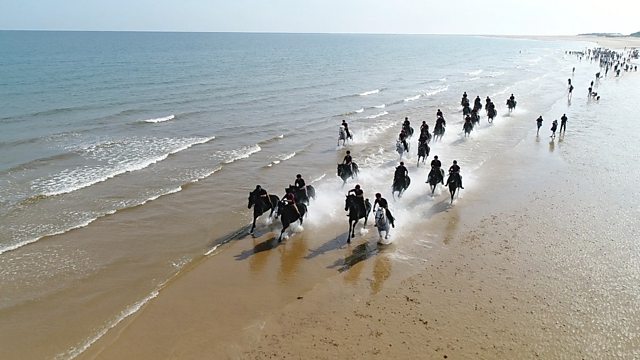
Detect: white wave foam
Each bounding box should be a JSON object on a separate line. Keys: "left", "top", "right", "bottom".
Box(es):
{"left": 486, "top": 71, "right": 505, "bottom": 78}
{"left": 311, "top": 174, "right": 326, "bottom": 183}
{"left": 205, "top": 243, "right": 222, "bottom": 256}
{"left": 468, "top": 77, "right": 480, "bottom": 81}
{"left": 267, "top": 152, "right": 296, "bottom": 167}
{"left": 355, "top": 108, "right": 364, "bottom": 113}
{"left": 57, "top": 290, "right": 160, "bottom": 360}
{"left": 366, "top": 111, "right": 388, "bottom": 119}
{"left": 425, "top": 85, "right": 449, "bottom": 97}
{"left": 34, "top": 136, "right": 215, "bottom": 198}
{"left": 439, "top": 77, "right": 447, "bottom": 82}
{"left": 359, "top": 89, "right": 380, "bottom": 96}
{"left": 143, "top": 115, "right": 175, "bottom": 123}
{"left": 467, "top": 69, "right": 484, "bottom": 76}
{"left": 374, "top": 104, "right": 386, "bottom": 109}
{"left": 281, "top": 152, "right": 296, "bottom": 161}
{"left": 223, "top": 144, "right": 261, "bottom": 164}
{"left": 404, "top": 95, "right": 421, "bottom": 102}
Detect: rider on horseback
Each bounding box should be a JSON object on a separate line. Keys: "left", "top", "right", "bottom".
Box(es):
{"left": 347, "top": 184, "right": 366, "bottom": 216}
{"left": 294, "top": 174, "right": 307, "bottom": 199}
{"left": 448, "top": 160, "right": 464, "bottom": 189}
{"left": 373, "top": 193, "right": 395, "bottom": 228}
{"left": 284, "top": 190, "right": 300, "bottom": 217}
{"left": 509, "top": 93, "right": 515, "bottom": 103}
{"left": 255, "top": 185, "right": 273, "bottom": 208}
{"left": 395, "top": 161, "right": 408, "bottom": 185}
{"left": 341, "top": 120, "right": 352, "bottom": 139}
{"left": 399, "top": 129, "right": 409, "bottom": 152}
{"left": 343, "top": 150, "right": 353, "bottom": 172}
{"left": 430, "top": 155, "right": 444, "bottom": 184}
{"left": 437, "top": 109, "right": 443, "bottom": 118}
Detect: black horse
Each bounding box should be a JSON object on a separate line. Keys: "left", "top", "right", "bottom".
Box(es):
{"left": 403, "top": 125, "right": 415, "bottom": 138}
{"left": 462, "top": 104, "right": 472, "bottom": 117}
{"left": 426, "top": 167, "right": 445, "bottom": 195}
{"left": 392, "top": 175, "right": 411, "bottom": 199}
{"left": 507, "top": 99, "right": 517, "bottom": 112}
{"left": 345, "top": 194, "right": 372, "bottom": 242}
{"left": 471, "top": 111, "right": 480, "bottom": 126}
{"left": 248, "top": 190, "right": 280, "bottom": 234}
{"left": 276, "top": 200, "right": 307, "bottom": 242}
{"left": 446, "top": 172, "right": 462, "bottom": 204}
{"left": 433, "top": 123, "right": 445, "bottom": 142}
{"left": 337, "top": 163, "right": 359, "bottom": 186}
{"left": 284, "top": 185, "right": 316, "bottom": 205}
{"left": 463, "top": 120, "right": 473, "bottom": 137}
{"left": 487, "top": 107, "right": 497, "bottom": 123}
{"left": 473, "top": 100, "right": 483, "bottom": 112}
{"left": 417, "top": 141, "right": 430, "bottom": 166}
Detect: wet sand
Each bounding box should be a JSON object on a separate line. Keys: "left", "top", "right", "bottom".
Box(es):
{"left": 77, "top": 55, "right": 640, "bottom": 359}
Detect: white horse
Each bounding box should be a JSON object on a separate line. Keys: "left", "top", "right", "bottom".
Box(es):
{"left": 375, "top": 207, "right": 391, "bottom": 242}
{"left": 395, "top": 140, "right": 408, "bottom": 159}
{"left": 338, "top": 126, "right": 348, "bottom": 146}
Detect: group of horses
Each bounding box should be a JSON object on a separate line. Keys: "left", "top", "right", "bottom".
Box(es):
{"left": 248, "top": 183, "right": 316, "bottom": 242}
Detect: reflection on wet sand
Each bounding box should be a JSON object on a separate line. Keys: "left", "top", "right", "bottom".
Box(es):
{"left": 371, "top": 255, "right": 392, "bottom": 295}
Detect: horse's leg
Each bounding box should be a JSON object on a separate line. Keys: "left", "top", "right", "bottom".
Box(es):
{"left": 347, "top": 220, "right": 354, "bottom": 243}
{"left": 250, "top": 216, "right": 257, "bottom": 234}
{"left": 278, "top": 227, "right": 286, "bottom": 242}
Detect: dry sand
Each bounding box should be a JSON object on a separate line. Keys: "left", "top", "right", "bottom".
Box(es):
{"left": 498, "top": 35, "right": 640, "bottom": 49}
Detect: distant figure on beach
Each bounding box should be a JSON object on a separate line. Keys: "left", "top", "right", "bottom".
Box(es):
{"left": 536, "top": 116, "right": 543, "bottom": 135}
{"left": 560, "top": 114, "right": 568, "bottom": 134}
{"left": 398, "top": 129, "right": 409, "bottom": 152}
{"left": 341, "top": 120, "right": 352, "bottom": 139}
{"left": 550, "top": 120, "right": 558, "bottom": 138}
{"left": 588, "top": 87, "right": 592, "bottom": 96}
{"left": 568, "top": 84, "right": 574, "bottom": 99}
{"left": 568, "top": 78, "right": 571, "bottom": 86}
{"left": 373, "top": 193, "right": 395, "bottom": 228}
{"left": 572, "top": 67, "right": 575, "bottom": 74}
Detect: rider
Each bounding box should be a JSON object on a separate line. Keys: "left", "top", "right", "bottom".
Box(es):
{"left": 436, "top": 109, "right": 443, "bottom": 118}
{"left": 509, "top": 93, "right": 515, "bottom": 103}
{"left": 343, "top": 150, "right": 353, "bottom": 172}
{"left": 399, "top": 129, "right": 409, "bottom": 152}
{"left": 394, "top": 161, "right": 408, "bottom": 184}
{"left": 341, "top": 119, "right": 352, "bottom": 139}
{"left": 347, "top": 184, "right": 366, "bottom": 215}
{"left": 474, "top": 95, "right": 482, "bottom": 107}
{"left": 294, "top": 174, "right": 307, "bottom": 199}
{"left": 430, "top": 155, "right": 444, "bottom": 184}
{"left": 402, "top": 117, "right": 411, "bottom": 136}
{"left": 284, "top": 189, "right": 300, "bottom": 217}
{"left": 373, "top": 193, "right": 395, "bottom": 228}
{"left": 448, "top": 160, "right": 464, "bottom": 189}
{"left": 255, "top": 185, "right": 273, "bottom": 208}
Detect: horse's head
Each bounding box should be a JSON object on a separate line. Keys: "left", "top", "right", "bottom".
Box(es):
{"left": 248, "top": 191, "right": 255, "bottom": 209}
{"left": 344, "top": 194, "right": 351, "bottom": 211}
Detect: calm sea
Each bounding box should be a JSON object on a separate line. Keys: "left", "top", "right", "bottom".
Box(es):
{"left": 0, "top": 31, "right": 603, "bottom": 358}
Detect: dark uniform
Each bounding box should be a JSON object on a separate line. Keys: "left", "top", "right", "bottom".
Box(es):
{"left": 373, "top": 195, "right": 395, "bottom": 227}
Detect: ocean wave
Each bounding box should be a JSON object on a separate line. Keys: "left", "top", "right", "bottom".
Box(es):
{"left": 404, "top": 94, "right": 421, "bottom": 102}
{"left": 468, "top": 77, "right": 480, "bottom": 81}
{"left": 355, "top": 108, "right": 364, "bottom": 113}
{"left": 31, "top": 136, "right": 215, "bottom": 198}
{"left": 485, "top": 71, "right": 505, "bottom": 78}
{"left": 266, "top": 152, "right": 296, "bottom": 167}
{"left": 365, "top": 111, "right": 388, "bottom": 119}
{"left": 258, "top": 134, "right": 285, "bottom": 145}
{"left": 359, "top": 89, "right": 380, "bottom": 96}
{"left": 467, "top": 69, "right": 484, "bottom": 76}
{"left": 311, "top": 174, "right": 326, "bottom": 183}
{"left": 439, "top": 77, "right": 447, "bottom": 82}
{"left": 425, "top": 85, "right": 449, "bottom": 96}
{"left": 143, "top": 115, "right": 175, "bottom": 123}
{"left": 3, "top": 168, "right": 223, "bottom": 256}
{"left": 222, "top": 144, "right": 262, "bottom": 164}
{"left": 374, "top": 104, "right": 386, "bottom": 109}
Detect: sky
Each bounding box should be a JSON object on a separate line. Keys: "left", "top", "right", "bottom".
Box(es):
{"left": 1, "top": 0, "right": 638, "bottom": 35}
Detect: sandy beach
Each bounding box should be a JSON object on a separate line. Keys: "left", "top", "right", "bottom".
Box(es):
{"left": 72, "top": 40, "right": 640, "bottom": 359}
{"left": 500, "top": 34, "right": 640, "bottom": 49}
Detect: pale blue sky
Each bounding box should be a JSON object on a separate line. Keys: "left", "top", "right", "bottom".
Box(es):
{"left": 1, "top": 0, "right": 638, "bottom": 35}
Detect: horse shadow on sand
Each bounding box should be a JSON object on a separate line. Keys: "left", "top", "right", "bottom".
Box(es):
{"left": 327, "top": 241, "right": 385, "bottom": 273}
{"left": 304, "top": 231, "right": 352, "bottom": 260}
{"left": 234, "top": 235, "right": 281, "bottom": 261}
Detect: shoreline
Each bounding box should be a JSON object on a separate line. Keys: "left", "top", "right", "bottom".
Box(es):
{"left": 492, "top": 34, "right": 640, "bottom": 49}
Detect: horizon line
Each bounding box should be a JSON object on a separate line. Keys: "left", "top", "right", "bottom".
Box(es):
{"left": 0, "top": 29, "right": 588, "bottom": 37}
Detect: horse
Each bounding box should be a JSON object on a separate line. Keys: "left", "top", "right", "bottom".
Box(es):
{"left": 462, "top": 105, "right": 471, "bottom": 117}
{"left": 461, "top": 97, "right": 470, "bottom": 107}
{"left": 487, "top": 107, "right": 497, "bottom": 123}
{"left": 473, "top": 100, "right": 483, "bottom": 112}
{"left": 463, "top": 121, "right": 473, "bottom": 137}
{"left": 392, "top": 175, "right": 411, "bottom": 199}
{"left": 276, "top": 200, "right": 307, "bottom": 242}
{"left": 471, "top": 111, "right": 480, "bottom": 126}
{"left": 396, "top": 140, "right": 409, "bottom": 159}
{"left": 345, "top": 194, "right": 371, "bottom": 242}
{"left": 247, "top": 190, "right": 280, "bottom": 234}
{"left": 417, "top": 141, "right": 430, "bottom": 166}
{"left": 403, "top": 126, "right": 414, "bottom": 139}
{"left": 433, "top": 123, "right": 445, "bottom": 142}
{"left": 284, "top": 184, "right": 316, "bottom": 205}
{"left": 374, "top": 207, "right": 391, "bottom": 242}
{"left": 338, "top": 126, "right": 350, "bottom": 146}
{"left": 426, "top": 167, "right": 445, "bottom": 195}
{"left": 507, "top": 99, "right": 517, "bottom": 112}
{"left": 446, "top": 172, "right": 462, "bottom": 204}
{"left": 337, "top": 163, "right": 359, "bottom": 186}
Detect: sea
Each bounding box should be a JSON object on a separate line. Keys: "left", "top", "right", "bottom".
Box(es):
{"left": 1, "top": 31, "right": 631, "bottom": 359}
